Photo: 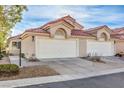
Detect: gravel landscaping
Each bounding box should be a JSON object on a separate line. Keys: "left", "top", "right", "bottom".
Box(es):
{"left": 81, "top": 57, "right": 106, "bottom": 64}
{"left": 0, "top": 65, "right": 59, "bottom": 81}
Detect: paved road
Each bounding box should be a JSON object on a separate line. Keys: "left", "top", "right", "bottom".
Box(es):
{"left": 19, "top": 72, "right": 124, "bottom": 88}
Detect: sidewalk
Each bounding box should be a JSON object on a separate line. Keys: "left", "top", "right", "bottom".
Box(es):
{"left": 1, "top": 67, "right": 124, "bottom": 87}
{"left": 9, "top": 56, "right": 43, "bottom": 67}
{"left": 0, "top": 57, "right": 10, "bottom": 64}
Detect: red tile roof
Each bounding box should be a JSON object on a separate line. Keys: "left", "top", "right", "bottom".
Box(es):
{"left": 112, "top": 27, "right": 124, "bottom": 34}
{"left": 111, "top": 34, "right": 124, "bottom": 40}
{"left": 85, "top": 25, "right": 111, "bottom": 34}
{"left": 40, "top": 15, "right": 83, "bottom": 29}
{"left": 25, "top": 27, "right": 50, "bottom": 34}
{"left": 8, "top": 28, "right": 50, "bottom": 40}
{"left": 71, "top": 29, "right": 95, "bottom": 37}
{"left": 11, "top": 16, "right": 124, "bottom": 39}
{"left": 111, "top": 27, "right": 124, "bottom": 40}
{"left": 8, "top": 34, "right": 21, "bottom": 40}
{"left": 21, "top": 15, "right": 84, "bottom": 36}
{"left": 19, "top": 15, "right": 83, "bottom": 36}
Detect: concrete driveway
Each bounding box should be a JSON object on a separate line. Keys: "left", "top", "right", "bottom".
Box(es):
{"left": 9, "top": 56, "right": 124, "bottom": 75}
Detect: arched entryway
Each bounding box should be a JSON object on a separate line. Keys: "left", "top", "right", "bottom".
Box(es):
{"left": 100, "top": 32, "right": 108, "bottom": 41}
{"left": 97, "top": 31, "right": 110, "bottom": 41}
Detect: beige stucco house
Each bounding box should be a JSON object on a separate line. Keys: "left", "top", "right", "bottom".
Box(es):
{"left": 7, "top": 35, "right": 21, "bottom": 55}
{"left": 7, "top": 15, "right": 115, "bottom": 59}
{"left": 111, "top": 27, "right": 124, "bottom": 53}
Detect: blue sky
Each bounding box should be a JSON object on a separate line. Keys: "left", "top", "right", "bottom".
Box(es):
{"left": 12, "top": 5, "right": 124, "bottom": 36}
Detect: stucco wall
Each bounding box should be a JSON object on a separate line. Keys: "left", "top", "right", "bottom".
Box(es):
{"left": 115, "top": 41, "right": 124, "bottom": 53}
{"left": 79, "top": 39, "right": 87, "bottom": 57}
{"left": 21, "top": 36, "right": 35, "bottom": 58}
{"left": 8, "top": 40, "right": 20, "bottom": 55}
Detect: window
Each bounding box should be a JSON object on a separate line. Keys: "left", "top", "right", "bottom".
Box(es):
{"left": 99, "top": 33, "right": 108, "bottom": 41}
{"left": 12, "top": 42, "right": 20, "bottom": 48}
{"left": 54, "top": 28, "right": 67, "bottom": 39}
{"left": 55, "top": 31, "right": 65, "bottom": 36}
{"left": 12, "top": 42, "right": 17, "bottom": 47}
{"left": 114, "top": 40, "right": 116, "bottom": 44}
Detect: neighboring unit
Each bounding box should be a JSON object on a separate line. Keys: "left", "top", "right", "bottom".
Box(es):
{"left": 7, "top": 35, "right": 21, "bottom": 55}
{"left": 111, "top": 27, "right": 124, "bottom": 54}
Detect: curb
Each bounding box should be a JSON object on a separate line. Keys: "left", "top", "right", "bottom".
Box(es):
{"left": 1, "top": 67, "right": 124, "bottom": 87}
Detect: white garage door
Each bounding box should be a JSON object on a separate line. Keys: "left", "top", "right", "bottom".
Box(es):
{"left": 35, "top": 39, "right": 78, "bottom": 59}
{"left": 87, "top": 41, "right": 114, "bottom": 56}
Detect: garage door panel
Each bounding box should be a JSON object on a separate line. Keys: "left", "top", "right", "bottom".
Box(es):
{"left": 87, "top": 41, "right": 114, "bottom": 56}
{"left": 36, "top": 39, "right": 77, "bottom": 59}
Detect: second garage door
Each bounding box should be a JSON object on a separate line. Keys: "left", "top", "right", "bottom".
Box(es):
{"left": 35, "top": 39, "right": 78, "bottom": 59}
{"left": 87, "top": 41, "right": 115, "bottom": 56}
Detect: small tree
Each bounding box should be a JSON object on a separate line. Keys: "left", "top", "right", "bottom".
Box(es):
{"left": 0, "top": 5, "right": 27, "bottom": 58}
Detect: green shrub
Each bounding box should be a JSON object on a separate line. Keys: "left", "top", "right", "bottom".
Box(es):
{"left": 2, "top": 51, "right": 7, "bottom": 56}
{"left": 9, "top": 53, "right": 14, "bottom": 56}
{"left": 0, "top": 64, "right": 19, "bottom": 77}
{"left": 0, "top": 54, "right": 4, "bottom": 60}
{"left": 21, "top": 53, "right": 25, "bottom": 58}
{"left": 115, "top": 53, "right": 123, "bottom": 57}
